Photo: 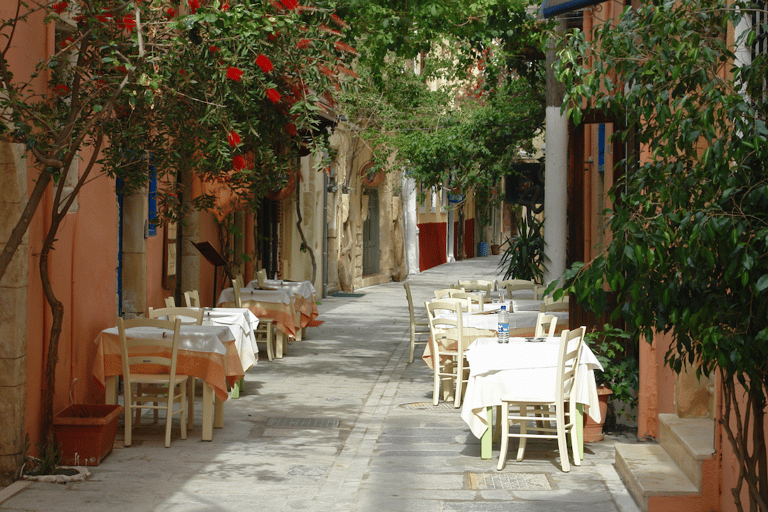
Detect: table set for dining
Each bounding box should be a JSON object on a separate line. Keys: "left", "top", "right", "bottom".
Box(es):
{"left": 92, "top": 277, "right": 319, "bottom": 444}
{"left": 418, "top": 279, "right": 604, "bottom": 469}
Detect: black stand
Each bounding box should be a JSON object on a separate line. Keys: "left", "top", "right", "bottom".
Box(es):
{"left": 191, "top": 241, "right": 228, "bottom": 307}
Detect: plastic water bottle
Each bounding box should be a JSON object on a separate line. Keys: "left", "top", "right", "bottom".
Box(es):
{"left": 497, "top": 306, "right": 509, "bottom": 343}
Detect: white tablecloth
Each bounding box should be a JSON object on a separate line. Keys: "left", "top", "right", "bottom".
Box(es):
{"left": 217, "top": 287, "right": 292, "bottom": 306}
{"left": 460, "top": 337, "right": 603, "bottom": 439}
{"left": 247, "top": 279, "right": 316, "bottom": 300}
{"left": 438, "top": 310, "right": 569, "bottom": 330}
{"left": 101, "top": 324, "right": 234, "bottom": 354}
{"left": 201, "top": 308, "right": 260, "bottom": 371}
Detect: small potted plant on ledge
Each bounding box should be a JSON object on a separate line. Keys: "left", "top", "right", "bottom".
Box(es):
{"left": 583, "top": 324, "right": 639, "bottom": 442}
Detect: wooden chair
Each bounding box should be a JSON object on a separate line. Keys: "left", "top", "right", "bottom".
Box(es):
{"left": 540, "top": 295, "right": 569, "bottom": 312}
{"left": 254, "top": 318, "right": 276, "bottom": 361}
{"left": 425, "top": 300, "right": 468, "bottom": 408}
{"left": 457, "top": 280, "right": 494, "bottom": 298}
{"left": 404, "top": 282, "right": 430, "bottom": 363}
{"left": 497, "top": 326, "right": 586, "bottom": 472}
{"left": 183, "top": 290, "right": 200, "bottom": 308}
{"left": 449, "top": 290, "right": 484, "bottom": 312}
{"left": 117, "top": 317, "right": 188, "bottom": 448}
{"left": 164, "top": 296, "right": 176, "bottom": 308}
{"left": 434, "top": 287, "right": 461, "bottom": 300}
{"left": 232, "top": 278, "right": 279, "bottom": 359}
{"left": 148, "top": 307, "right": 203, "bottom": 325}
{"left": 535, "top": 313, "right": 558, "bottom": 338}
{"left": 499, "top": 279, "right": 539, "bottom": 300}
{"left": 256, "top": 269, "right": 267, "bottom": 288}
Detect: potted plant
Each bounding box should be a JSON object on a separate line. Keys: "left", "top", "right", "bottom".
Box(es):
{"left": 52, "top": 403, "right": 124, "bottom": 466}
{"left": 490, "top": 237, "right": 501, "bottom": 255}
{"left": 497, "top": 215, "right": 547, "bottom": 282}
{"left": 582, "top": 325, "right": 639, "bottom": 441}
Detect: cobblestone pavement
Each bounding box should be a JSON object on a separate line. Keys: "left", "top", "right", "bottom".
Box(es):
{"left": 0, "top": 255, "right": 642, "bottom": 512}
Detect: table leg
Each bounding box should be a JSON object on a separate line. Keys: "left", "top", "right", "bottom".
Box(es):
{"left": 576, "top": 403, "right": 584, "bottom": 460}
{"left": 202, "top": 383, "right": 214, "bottom": 441}
{"left": 481, "top": 406, "right": 493, "bottom": 460}
{"left": 276, "top": 331, "right": 285, "bottom": 358}
{"left": 187, "top": 378, "right": 195, "bottom": 430}
{"left": 105, "top": 376, "right": 118, "bottom": 405}
{"left": 214, "top": 395, "right": 224, "bottom": 429}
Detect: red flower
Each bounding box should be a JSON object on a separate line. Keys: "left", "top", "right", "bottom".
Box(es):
{"left": 220, "top": 0, "right": 230, "bottom": 11}
{"left": 280, "top": 0, "right": 299, "bottom": 9}
{"left": 120, "top": 15, "right": 136, "bottom": 31}
{"left": 188, "top": 0, "right": 200, "bottom": 14}
{"left": 266, "top": 88, "right": 280, "bottom": 103}
{"left": 256, "top": 54, "right": 274, "bottom": 74}
{"left": 268, "top": 32, "right": 280, "bottom": 41}
{"left": 330, "top": 13, "right": 348, "bottom": 28}
{"left": 285, "top": 123, "right": 297, "bottom": 136}
{"left": 54, "top": 84, "right": 69, "bottom": 95}
{"left": 296, "top": 39, "right": 312, "bottom": 49}
{"left": 233, "top": 155, "right": 246, "bottom": 170}
{"left": 227, "top": 67, "right": 243, "bottom": 81}
{"left": 116, "top": 65, "right": 128, "bottom": 74}
{"left": 165, "top": 7, "right": 176, "bottom": 17}
{"left": 209, "top": 45, "right": 219, "bottom": 53}
{"left": 227, "top": 131, "right": 241, "bottom": 148}
{"left": 96, "top": 14, "right": 111, "bottom": 23}
{"left": 52, "top": 1, "right": 68, "bottom": 14}
{"left": 334, "top": 41, "right": 358, "bottom": 55}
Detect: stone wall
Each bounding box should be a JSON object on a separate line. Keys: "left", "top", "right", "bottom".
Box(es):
{"left": 0, "top": 141, "right": 28, "bottom": 484}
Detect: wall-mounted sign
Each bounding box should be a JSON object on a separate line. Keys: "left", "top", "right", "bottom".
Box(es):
{"left": 542, "top": 0, "right": 605, "bottom": 18}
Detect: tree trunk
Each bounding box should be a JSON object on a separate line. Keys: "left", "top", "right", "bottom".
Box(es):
{"left": 295, "top": 175, "right": 317, "bottom": 283}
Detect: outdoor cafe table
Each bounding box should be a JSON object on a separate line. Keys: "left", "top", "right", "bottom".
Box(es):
{"left": 246, "top": 278, "right": 319, "bottom": 329}
{"left": 421, "top": 308, "right": 570, "bottom": 368}
{"left": 200, "top": 307, "right": 260, "bottom": 371}
{"left": 459, "top": 336, "right": 603, "bottom": 460}
{"left": 92, "top": 324, "right": 245, "bottom": 441}
{"left": 217, "top": 287, "right": 298, "bottom": 356}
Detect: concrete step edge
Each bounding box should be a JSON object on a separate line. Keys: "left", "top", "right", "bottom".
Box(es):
{"left": 615, "top": 443, "right": 700, "bottom": 511}
{"left": 658, "top": 413, "right": 715, "bottom": 489}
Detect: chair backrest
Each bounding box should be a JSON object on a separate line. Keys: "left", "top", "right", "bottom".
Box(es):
{"left": 498, "top": 279, "right": 538, "bottom": 299}
{"left": 232, "top": 278, "right": 243, "bottom": 308}
{"left": 117, "top": 317, "right": 182, "bottom": 380}
{"left": 404, "top": 282, "right": 418, "bottom": 323}
{"left": 431, "top": 296, "right": 470, "bottom": 313}
{"left": 541, "top": 295, "right": 569, "bottom": 312}
{"left": 164, "top": 296, "right": 176, "bottom": 308}
{"left": 148, "top": 307, "right": 203, "bottom": 325}
{"left": 184, "top": 290, "right": 200, "bottom": 308}
{"left": 434, "top": 287, "right": 462, "bottom": 300}
{"left": 555, "top": 327, "right": 586, "bottom": 404}
{"left": 425, "top": 300, "right": 464, "bottom": 351}
{"left": 448, "top": 291, "right": 484, "bottom": 312}
{"left": 235, "top": 274, "right": 245, "bottom": 291}
{"left": 257, "top": 269, "right": 267, "bottom": 288}
{"left": 534, "top": 313, "right": 558, "bottom": 338}
{"left": 457, "top": 280, "right": 493, "bottom": 295}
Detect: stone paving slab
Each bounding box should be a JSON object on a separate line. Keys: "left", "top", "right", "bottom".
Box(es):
{"left": 0, "top": 255, "right": 643, "bottom": 512}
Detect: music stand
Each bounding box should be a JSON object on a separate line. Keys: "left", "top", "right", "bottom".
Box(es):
{"left": 191, "top": 241, "right": 227, "bottom": 307}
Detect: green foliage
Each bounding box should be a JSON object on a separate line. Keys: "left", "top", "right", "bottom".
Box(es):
{"left": 337, "top": 0, "right": 549, "bottom": 205}
{"left": 498, "top": 215, "right": 545, "bottom": 282}
{"left": 553, "top": 1, "right": 768, "bottom": 507}
{"left": 584, "top": 325, "right": 638, "bottom": 420}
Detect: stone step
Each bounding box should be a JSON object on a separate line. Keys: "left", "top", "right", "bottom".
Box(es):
{"left": 615, "top": 443, "right": 700, "bottom": 511}
{"left": 658, "top": 413, "right": 715, "bottom": 490}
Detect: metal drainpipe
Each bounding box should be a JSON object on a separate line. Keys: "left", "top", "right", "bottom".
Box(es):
{"left": 322, "top": 171, "right": 328, "bottom": 298}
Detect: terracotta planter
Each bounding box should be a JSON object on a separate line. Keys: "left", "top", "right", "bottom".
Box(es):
{"left": 582, "top": 386, "right": 612, "bottom": 443}
{"left": 360, "top": 162, "right": 384, "bottom": 188}
{"left": 490, "top": 244, "right": 501, "bottom": 255}
{"left": 266, "top": 170, "right": 297, "bottom": 201}
{"left": 53, "top": 404, "right": 123, "bottom": 466}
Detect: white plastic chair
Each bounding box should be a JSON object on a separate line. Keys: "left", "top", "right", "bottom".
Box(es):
{"left": 404, "top": 282, "right": 430, "bottom": 363}
{"left": 496, "top": 326, "right": 586, "bottom": 472}
{"left": 117, "top": 317, "right": 188, "bottom": 448}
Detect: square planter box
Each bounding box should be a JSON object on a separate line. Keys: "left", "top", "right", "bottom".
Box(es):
{"left": 53, "top": 404, "right": 123, "bottom": 466}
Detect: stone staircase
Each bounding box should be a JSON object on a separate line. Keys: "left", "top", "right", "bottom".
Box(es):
{"left": 615, "top": 413, "right": 717, "bottom": 512}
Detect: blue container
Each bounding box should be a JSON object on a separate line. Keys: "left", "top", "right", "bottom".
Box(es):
{"left": 477, "top": 242, "right": 489, "bottom": 257}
